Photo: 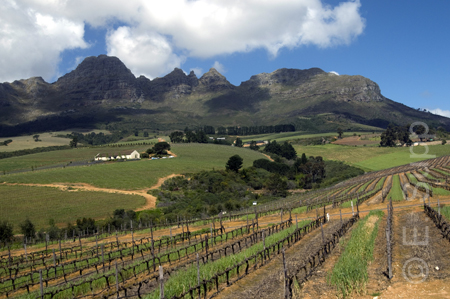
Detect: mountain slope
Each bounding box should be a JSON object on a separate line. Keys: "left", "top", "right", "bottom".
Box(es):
{"left": 0, "top": 55, "right": 448, "bottom": 136}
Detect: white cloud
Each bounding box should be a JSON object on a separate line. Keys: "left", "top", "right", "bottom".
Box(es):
{"left": 106, "top": 26, "right": 185, "bottom": 79}
{"left": 329, "top": 71, "right": 339, "bottom": 75}
{"left": 0, "top": 0, "right": 365, "bottom": 82}
{"left": 190, "top": 67, "right": 203, "bottom": 77}
{"left": 427, "top": 108, "right": 450, "bottom": 118}
{"left": 212, "top": 61, "right": 225, "bottom": 74}
{"left": 0, "top": 0, "right": 87, "bottom": 82}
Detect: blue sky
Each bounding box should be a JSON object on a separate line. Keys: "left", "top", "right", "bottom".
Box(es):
{"left": 1, "top": 0, "right": 449, "bottom": 117}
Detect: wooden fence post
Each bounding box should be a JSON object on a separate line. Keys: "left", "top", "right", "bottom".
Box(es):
{"left": 102, "top": 244, "right": 105, "bottom": 272}
{"left": 351, "top": 201, "right": 354, "bottom": 216}
{"left": 159, "top": 265, "right": 164, "bottom": 299}
{"left": 24, "top": 241, "right": 27, "bottom": 261}
{"left": 321, "top": 222, "right": 325, "bottom": 244}
{"left": 282, "top": 248, "right": 289, "bottom": 299}
{"left": 197, "top": 253, "right": 200, "bottom": 286}
{"left": 39, "top": 269, "right": 44, "bottom": 299}
{"left": 115, "top": 260, "right": 119, "bottom": 298}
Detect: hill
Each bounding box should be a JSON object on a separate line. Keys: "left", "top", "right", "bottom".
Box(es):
{"left": 0, "top": 55, "right": 449, "bottom": 136}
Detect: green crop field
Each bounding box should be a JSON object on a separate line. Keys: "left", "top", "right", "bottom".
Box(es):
{"left": 240, "top": 131, "right": 373, "bottom": 143}
{"left": 0, "top": 130, "right": 110, "bottom": 152}
{"left": 388, "top": 175, "right": 404, "bottom": 201}
{"left": 292, "top": 143, "right": 450, "bottom": 172}
{"left": 0, "top": 143, "right": 269, "bottom": 190}
{"left": 0, "top": 145, "right": 152, "bottom": 172}
{"left": 0, "top": 132, "right": 71, "bottom": 152}
{"left": 0, "top": 185, "right": 145, "bottom": 232}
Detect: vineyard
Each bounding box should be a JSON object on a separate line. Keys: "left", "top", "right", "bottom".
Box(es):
{"left": 3, "top": 154, "right": 450, "bottom": 298}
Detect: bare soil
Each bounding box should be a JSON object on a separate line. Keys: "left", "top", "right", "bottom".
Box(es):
{"left": 332, "top": 136, "right": 378, "bottom": 146}
{"left": 216, "top": 220, "right": 344, "bottom": 299}
{"left": 2, "top": 173, "right": 181, "bottom": 211}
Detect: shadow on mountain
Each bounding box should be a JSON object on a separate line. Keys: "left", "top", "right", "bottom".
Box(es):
{"left": 0, "top": 113, "right": 122, "bottom": 137}
{"left": 205, "top": 87, "right": 270, "bottom": 112}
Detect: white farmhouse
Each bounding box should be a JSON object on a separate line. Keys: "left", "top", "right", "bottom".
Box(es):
{"left": 95, "top": 150, "right": 141, "bottom": 161}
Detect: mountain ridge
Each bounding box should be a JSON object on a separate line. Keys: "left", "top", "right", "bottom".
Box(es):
{"left": 0, "top": 55, "right": 448, "bottom": 136}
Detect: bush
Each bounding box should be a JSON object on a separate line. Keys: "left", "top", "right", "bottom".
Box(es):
{"left": 0, "top": 221, "right": 13, "bottom": 244}
{"left": 226, "top": 155, "right": 243, "bottom": 173}
{"left": 20, "top": 219, "right": 36, "bottom": 240}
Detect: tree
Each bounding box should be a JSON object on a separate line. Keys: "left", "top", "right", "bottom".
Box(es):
{"left": 235, "top": 137, "right": 243, "bottom": 147}
{"left": 169, "top": 131, "right": 184, "bottom": 143}
{"left": 249, "top": 141, "right": 259, "bottom": 151}
{"left": 69, "top": 136, "right": 78, "bottom": 148}
{"left": 153, "top": 142, "right": 171, "bottom": 154}
{"left": 143, "top": 131, "right": 149, "bottom": 138}
{"left": 20, "top": 218, "right": 35, "bottom": 240}
{"left": 264, "top": 173, "right": 288, "bottom": 196}
{"left": 337, "top": 128, "right": 343, "bottom": 139}
{"left": 185, "top": 131, "right": 197, "bottom": 143}
{"left": 301, "top": 153, "right": 308, "bottom": 164}
{"left": 226, "top": 155, "right": 243, "bottom": 173}
{"left": 280, "top": 141, "right": 297, "bottom": 160}
{"left": 196, "top": 131, "right": 208, "bottom": 143}
{"left": 134, "top": 129, "right": 139, "bottom": 137}
{"left": 33, "top": 134, "right": 40, "bottom": 142}
{"left": 0, "top": 221, "right": 13, "bottom": 245}
{"left": 443, "top": 139, "right": 447, "bottom": 145}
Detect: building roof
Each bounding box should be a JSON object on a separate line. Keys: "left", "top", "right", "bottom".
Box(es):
{"left": 96, "top": 149, "right": 137, "bottom": 157}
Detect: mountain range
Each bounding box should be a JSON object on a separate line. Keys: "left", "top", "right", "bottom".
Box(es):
{"left": 0, "top": 54, "right": 448, "bottom": 136}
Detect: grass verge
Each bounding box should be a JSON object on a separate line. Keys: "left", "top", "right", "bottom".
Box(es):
{"left": 145, "top": 220, "right": 311, "bottom": 299}
{"left": 328, "top": 210, "right": 383, "bottom": 298}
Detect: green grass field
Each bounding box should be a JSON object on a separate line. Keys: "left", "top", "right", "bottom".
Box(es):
{"left": 292, "top": 143, "right": 450, "bottom": 172}
{"left": 388, "top": 175, "right": 405, "bottom": 201}
{"left": 0, "top": 185, "right": 145, "bottom": 232}
{"left": 407, "top": 173, "right": 450, "bottom": 196}
{"left": 0, "top": 143, "right": 268, "bottom": 190}
{"left": 0, "top": 130, "right": 110, "bottom": 152}
{"left": 239, "top": 131, "right": 373, "bottom": 143}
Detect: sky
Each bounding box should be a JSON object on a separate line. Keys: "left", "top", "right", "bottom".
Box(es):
{"left": 1, "top": 0, "right": 449, "bottom": 118}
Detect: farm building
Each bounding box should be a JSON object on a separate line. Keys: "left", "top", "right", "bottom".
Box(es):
{"left": 94, "top": 150, "right": 140, "bottom": 161}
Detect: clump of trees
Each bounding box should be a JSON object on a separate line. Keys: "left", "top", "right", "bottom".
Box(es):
{"left": 380, "top": 124, "right": 412, "bottom": 147}
{"left": 0, "top": 139, "right": 12, "bottom": 146}
{"left": 0, "top": 221, "right": 14, "bottom": 246}
{"left": 64, "top": 131, "right": 128, "bottom": 146}
{"left": 169, "top": 128, "right": 208, "bottom": 143}
{"left": 263, "top": 140, "right": 297, "bottom": 160}
{"left": 143, "top": 141, "right": 171, "bottom": 158}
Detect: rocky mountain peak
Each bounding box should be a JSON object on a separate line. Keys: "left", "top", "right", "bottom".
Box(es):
{"left": 241, "top": 67, "right": 325, "bottom": 88}
{"left": 54, "top": 55, "right": 141, "bottom": 102}
{"left": 199, "top": 68, "right": 233, "bottom": 91}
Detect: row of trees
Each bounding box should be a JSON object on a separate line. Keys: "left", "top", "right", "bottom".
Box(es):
{"left": 180, "top": 124, "right": 295, "bottom": 136}
{"left": 169, "top": 130, "right": 209, "bottom": 143}
{"left": 65, "top": 131, "right": 129, "bottom": 146}
{"left": 0, "top": 208, "right": 144, "bottom": 245}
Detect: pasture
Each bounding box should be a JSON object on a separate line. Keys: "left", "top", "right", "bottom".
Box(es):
{"left": 0, "top": 184, "right": 144, "bottom": 232}
{"left": 239, "top": 131, "right": 374, "bottom": 143}
{"left": 0, "top": 133, "right": 70, "bottom": 152}
{"left": 0, "top": 143, "right": 269, "bottom": 190}
{"left": 293, "top": 143, "right": 450, "bottom": 172}
{"left": 0, "top": 130, "right": 109, "bottom": 152}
